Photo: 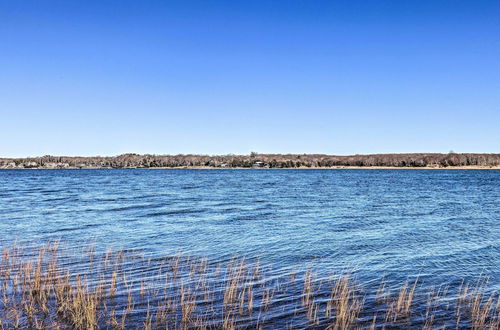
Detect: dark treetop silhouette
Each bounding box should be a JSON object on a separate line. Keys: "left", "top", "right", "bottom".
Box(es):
{"left": 1, "top": 153, "right": 499, "bottom": 169}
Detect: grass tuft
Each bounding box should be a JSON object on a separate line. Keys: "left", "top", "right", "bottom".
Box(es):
{"left": 0, "top": 243, "right": 498, "bottom": 329}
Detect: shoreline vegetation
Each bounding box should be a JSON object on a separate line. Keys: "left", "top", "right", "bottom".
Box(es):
{"left": 0, "top": 242, "right": 498, "bottom": 329}
{"left": 1, "top": 153, "right": 499, "bottom": 169}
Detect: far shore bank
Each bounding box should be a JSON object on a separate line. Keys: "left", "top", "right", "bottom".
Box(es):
{"left": 1, "top": 165, "right": 499, "bottom": 170}
{"left": 2, "top": 153, "right": 499, "bottom": 170}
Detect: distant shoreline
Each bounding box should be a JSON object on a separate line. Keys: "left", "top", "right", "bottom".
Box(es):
{"left": 2, "top": 153, "right": 499, "bottom": 169}
{"left": 1, "top": 165, "right": 499, "bottom": 170}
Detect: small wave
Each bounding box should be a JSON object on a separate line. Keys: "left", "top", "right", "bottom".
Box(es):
{"left": 181, "top": 185, "right": 201, "bottom": 190}
{"left": 45, "top": 223, "right": 103, "bottom": 234}
{"left": 40, "top": 189, "right": 66, "bottom": 193}
{"left": 142, "top": 208, "right": 208, "bottom": 217}
{"left": 41, "top": 196, "right": 75, "bottom": 202}
{"left": 229, "top": 212, "right": 274, "bottom": 222}
{"left": 105, "top": 203, "right": 169, "bottom": 212}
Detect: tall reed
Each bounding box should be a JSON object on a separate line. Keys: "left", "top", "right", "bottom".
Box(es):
{"left": 0, "top": 242, "right": 498, "bottom": 329}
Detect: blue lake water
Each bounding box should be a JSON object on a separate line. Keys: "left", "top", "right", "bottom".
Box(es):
{"left": 0, "top": 169, "right": 499, "bottom": 293}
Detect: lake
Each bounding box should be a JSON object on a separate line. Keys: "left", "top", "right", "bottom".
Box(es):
{"left": 1, "top": 169, "right": 498, "bottom": 285}
{"left": 0, "top": 169, "right": 499, "bottom": 327}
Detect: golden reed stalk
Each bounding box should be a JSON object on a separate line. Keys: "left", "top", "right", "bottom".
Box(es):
{"left": 0, "top": 242, "right": 498, "bottom": 329}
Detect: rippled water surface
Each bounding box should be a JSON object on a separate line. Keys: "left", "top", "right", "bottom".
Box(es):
{"left": 1, "top": 169, "right": 499, "bottom": 291}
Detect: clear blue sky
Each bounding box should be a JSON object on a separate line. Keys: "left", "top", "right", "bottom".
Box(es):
{"left": 1, "top": 0, "right": 499, "bottom": 157}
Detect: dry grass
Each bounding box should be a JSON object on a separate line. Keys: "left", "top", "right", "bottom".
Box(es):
{"left": 0, "top": 242, "right": 498, "bottom": 329}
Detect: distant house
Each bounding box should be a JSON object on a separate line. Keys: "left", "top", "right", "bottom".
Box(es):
{"left": 44, "top": 162, "right": 58, "bottom": 168}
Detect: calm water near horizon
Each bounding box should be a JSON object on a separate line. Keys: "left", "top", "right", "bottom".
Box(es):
{"left": 1, "top": 169, "right": 499, "bottom": 294}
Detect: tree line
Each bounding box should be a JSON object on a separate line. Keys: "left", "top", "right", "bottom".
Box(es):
{"left": 1, "top": 153, "right": 499, "bottom": 168}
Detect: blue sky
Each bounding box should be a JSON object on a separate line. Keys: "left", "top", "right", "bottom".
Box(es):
{"left": 1, "top": 0, "right": 499, "bottom": 157}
